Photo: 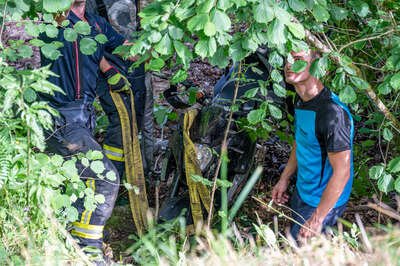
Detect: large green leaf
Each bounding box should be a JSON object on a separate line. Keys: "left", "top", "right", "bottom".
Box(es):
{"left": 63, "top": 28, "right": 78, "bottom": 42}
{"left": 211, "top": 10, "right": 231, "bottom": 32}
{"left": 268, "top": 104, "right": 282, "bottom": 119}
{"left": 350, "top": 76, "right": 369, "bottom": 90}
{"left": 388, "top": 157, "right": 400, "bottom": 173}
{"left": 204, "top": 21, "right": 217, "bottom": 37}
{"left": 154, "top": 34, "right": 172, "bottom": 55}
{"left": 41, "top": 43, "right": 61, "bottom": 60}
{"left": 174, "top": 41, "right": 192, "bottom": 67}
{"left": 377, "top": 173, "right": 394, "bottom": 194}
{"left": 287, "top": 22, "right": 305, "bottom": 39}
{"left": 187, "top": 14, "right": 208, "bottom": 32}
{"left": 247, "top": 109, "right": 266, "bottom": 124}
{"left": 339, "top": 85, "right": 357, "bottom": 104}
{"left": 74, "top": 21, "right": 91, "bottom": 35}
{"left": 312, "top": 4, "right": 330, "bottom": 22}
{"left": 254, "top": 0, "right": 274, "bottom": 24}
{"left": 267, "top": 19, "right": 286, "bottom": 45}
{"left": 79, "top": 38, "right": 97, "bottom": 55}
{"left": 43, "top": 0, "right": 72, "bottom": 13}
{"left": 288, "top": 0, "right": 306, "bottom": 12}
{"left": 395, "top": 178, "right": 400, "bottom": 194}
{"left": 291, "top": 60, "right": 307, "bottom": 73}
{"left": 369, "top": 165, "right": 384, "bottom": 180}
{"left": 390, "top": 72, "right": 400, "bottom": 90}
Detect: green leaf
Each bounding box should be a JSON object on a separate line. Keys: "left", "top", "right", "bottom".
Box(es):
{"left": 271, "top": 69, "right": 283, "bottom": 83}
{"left": 395, "top": 178, "right": 400, "bottom": 194}
{"left": 212, "top": 10, "right": 231, "bottom": 32}
{"left": 310, "top": 56, "right": 328, "bottom": 78}
{"left": 312, "top": 4, "right": 330, "bottom": 22}
{"left": 95, "top": 34, "right": 108, "bottom": 44}
{"left": 208, "top": 37, "right": 217, "bottom": 57}
{"left": 41, "top": 43, "right": 61, "bottom": 60}
{"left": 330, "top": 5, "right": 349, "bottom": 21}
{"left": 378, "top": 82, "right": 392, "bottom": 95}
{"left": 350, "top": 76, "right": 369, "bottom": 90}
{"left": 269, "top": 104, "right": 282, "bottom": 119}
{"left": 198, "top": 0, "right": 214, "bottom": 13}
{"left": 332, "top": 71, "right": 346, "bottom": 89}
{"left": 95, "top": 194, "right": 106, "bottom": 204}
{"left": 63, "top": 28, "right": 78, "bottom": 42}
{"left": 147, "top": 58, "right": 165, "bottom": 71}
{"left": 171, "top": 69, "right": 188, "bottom": 85}
{"left": 339, "top": 85, "right": 357, "bottom": 104}
{"left": 204, "top": 21, "right": 217, "bottom": 37}
{"left": 287, "top": 22, "right": 305, "bottom": 39}
{"left": 268, "top": 51, "right": 283, "bottom": 68}
{"left": 154, "top": 34, "right": 172, "bottom": 55}
{"left": 209, "top": 46, "right": 229, "bottom": 68}
{"left": 168, "top": 26, "right": 184, "bottom": 40}
{"left": 267, "top": 19, "right": 286, "bottom": 45}
{"left": 388, "top": 157, "right": 400, "bottom": 173}
{"left": 106, "top": 171, "right": 117, "bottom": 181}
{"left": 74, "top": 21, "right": 91, "bottom": 35}
{"left": 247, "top": 109, "right": 266, "bottom": 124}
{"left": 254, "top": 0, "right": 274, "bottom": 24}
{"left": 187, "top": 14, "right": 209, "bottom": 32}
{"left": 51, "top": 154, "right": 64, "bottom": 167}
{"left": 288, "top": 0, "right": 306, "bottom": 12}
{"left": 244, "top": 88, "right": 259, "bottom": 98}
{"left": 390, "top": 72, "right": 400, "bottom": 90}
{"left": 81, "top": 158, "right": 90, "bottom": 167}
{"left": 45, "top": 25, "right": 59, "bottom": 38}
{"left": 369, "top": 165, "right": 385, "bottom": 180}
{"left": 273, "top": 83, "right": 287, "bottom": 97}
{"left": 87, "top": 150, "right": 104, "bottom": 160}
{"left": 174, "top": 41, "right": 192, "bottom": 68}
{"left": 148, "top": 31, "right": 162, "bottom": 43}
{"left": 383, "top": 128, "right": 393, "bottom": 142}
{"left": 195, "top": 39, "right": 209, "bottom": 58}
{"left": 90, "top": 160, "right": 105, "bottom": 174}
{"left": 43, "top": 0, "right": 72, "bottom": 13}
{"left": 23, "top": 88, "right": 37, "bottom": 103}
{"left": 18, "top": 45, "right": 33, "bottom": 58}
{"left": 79, "top": 38, "right": 97, "bottom": 55}
{"left": 349, "top": 0, "right": 370, "bottom": 18}
{"left": 291, "top": 60, "right": 307, "bottom": 73}
{"left": 377, "top": 173, "right": 394, "bottom": 194}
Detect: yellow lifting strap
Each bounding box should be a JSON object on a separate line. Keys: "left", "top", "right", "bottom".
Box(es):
{"left": 110, "top": 90, "right": 149, "bottom": 236}
{"left": 183, "top": 109, "right": 211, "bottom": 228}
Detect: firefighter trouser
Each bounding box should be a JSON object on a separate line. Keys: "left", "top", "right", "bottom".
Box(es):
{"left": 45, "top": 101, "right": 120, "bottom": 249}
{"left": 96, "top": 62, "right": 147, "bottom": 177}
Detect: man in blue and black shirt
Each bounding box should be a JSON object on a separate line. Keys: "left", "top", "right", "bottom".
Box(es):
{"left": 272, "top": 50, "right": 354, "bottom": 240}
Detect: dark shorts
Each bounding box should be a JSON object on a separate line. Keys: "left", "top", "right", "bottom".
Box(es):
{"left": 290, "top": 189, "right": 346, "bottom": 240}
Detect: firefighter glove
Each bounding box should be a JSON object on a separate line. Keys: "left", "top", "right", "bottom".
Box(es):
{"left": 104, "top": 66, "right": 131, "bottom": 93}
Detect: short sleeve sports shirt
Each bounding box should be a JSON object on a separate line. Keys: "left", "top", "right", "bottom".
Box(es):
{"left": 294, "top": 87, "right": 354, "bottom": 208}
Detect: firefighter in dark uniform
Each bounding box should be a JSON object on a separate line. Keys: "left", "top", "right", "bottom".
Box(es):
{"left": 41, "top": 0, "right": 134, "bottom": 256}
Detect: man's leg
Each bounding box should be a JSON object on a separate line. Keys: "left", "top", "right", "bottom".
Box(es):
{"left": 290, "top": 189, "right": 346, "bottom": 240}
{"left": 46, "top": 121, "right": 120, "bottom": 250}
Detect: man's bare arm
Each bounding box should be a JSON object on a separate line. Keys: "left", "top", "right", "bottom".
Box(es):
{"left": 314, "top": 150, "right": 351, "bottom": 219}
{"left": 299, "top": 150, "right": 351, "bottom": 237}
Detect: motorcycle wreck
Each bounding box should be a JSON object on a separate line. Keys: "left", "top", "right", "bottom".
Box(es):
{"left": 157, "top": 48, "right": 292, "bottom": 229}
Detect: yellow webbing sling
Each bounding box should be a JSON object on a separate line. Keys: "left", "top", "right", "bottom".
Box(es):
{"left": 183, "top": 109, "right": 211, "bottom": 228}
{"left": 110, "top": 90, "right": 149, "bottom": 235}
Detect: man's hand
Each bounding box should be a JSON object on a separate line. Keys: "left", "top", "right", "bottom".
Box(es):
{"left": 104, "top": 66, "right": 131, "bottom": 93}
{"left": 299, "top": 212, "right": 323, "bottom": 239}
{"left": 272, "top": 178, "right": 290, "bottom": 204}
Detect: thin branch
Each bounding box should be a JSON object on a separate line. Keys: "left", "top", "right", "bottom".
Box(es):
{"left": 338, "top": 29, "right": 396, "bottom": 53}
{"left": 353, "top": 62, "right": 383, "bottom": 72}
{"left": 207, "top": 61, "right": 243, "bottom": 228}
{"left": 301, "top": 25, "right": 400, "bottom": 130}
